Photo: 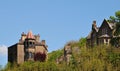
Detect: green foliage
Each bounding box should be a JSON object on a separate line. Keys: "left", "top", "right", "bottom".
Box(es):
{"left": 110, "top": 37, "right": 120, "bottom": 47}
{"left": 48, "top": 49, "right": 63, "bottom": 62}
{"left": 78, "top": 37, "right": 86, "bottom": 47}
{"left": 70, "top": 37, "right": 86, "bottom": 47}
{"left": 2, "top": 46, "right": 120, "bottom": 71}
{"left": 115, "top": 10, "right": 120, "bottom": 19}
{"left": 108, "top": 10, "right": 120, "bottom": 23}
{"left": 109, "top": 10, "right": 120, "bottom": 47}
{"left": 2, "top": 37, "right": 120, "bottom": 71}
{"left": 109, "top": 10, "right": 120, "bottom": 35}
{"left": 114, "top": 11, "right": 120, "bottom": 36}
{"left": 108, "top": 16, "right": 116, "bottom": 23}
{"left": 3, "top": 61, "right": 58, "bottom": 71}
{"left": 115, "top": 23, "right": 120, "bottom": 36}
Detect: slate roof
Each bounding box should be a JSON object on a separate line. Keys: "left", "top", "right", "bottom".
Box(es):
{"left": 86, "top": 31, "right": 92, "bottom": 39}
{"left": 86, "top": 27, "right": 99, "bottom": 39}
{"left": 107, "top": 22, "right": 115, "bottom": 30}
{"left": 104, "top": 19, "right": 115, "bottom": 30}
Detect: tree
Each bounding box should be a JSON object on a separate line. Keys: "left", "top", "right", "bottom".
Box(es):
{"left": 109, "top": 11, "right": 120, "bottom": 47}
{"left": 112, "top": 11, "right": 120, "bottom": 35}
{"left": 34, "top": 52, "right": 46, "bottom": 62}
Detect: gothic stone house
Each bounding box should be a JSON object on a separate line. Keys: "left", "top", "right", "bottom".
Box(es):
{"left": 86, "top": 19, "right": 116, "bottom": 47}
{"left": 8, "top": 31, "right": 48, "bottom": 64}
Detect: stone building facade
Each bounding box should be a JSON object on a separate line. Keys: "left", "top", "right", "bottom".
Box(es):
{"left": 8, "top": 31, "right": 48, "bottom": 64}
{"left": 64, "top": 43, "right": 72, "bottom": 63}
{"left": 56, "top": 43, "right": 72, "bottom": 64}
{"left": 86, "top": 19, "right": 116, "bottom": 47}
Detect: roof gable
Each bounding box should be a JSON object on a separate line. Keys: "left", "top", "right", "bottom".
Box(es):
{"left": 98, "top": 19, "right": 112, "bottom": 32}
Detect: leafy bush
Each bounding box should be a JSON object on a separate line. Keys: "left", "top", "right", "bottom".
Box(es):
{"left": 34, "top": 52, "right": 46, "bottom": 62}
{"left": 48, "top": 49, "right": 63, "bottom": 62}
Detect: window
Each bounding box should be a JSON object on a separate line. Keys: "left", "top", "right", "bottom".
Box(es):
{"left": 105, "top": 29, "right": 107, "bottom": 34}
{"left": 29, "top": 52, "right": 34, "bottom": 58}
{"left": 24, "top": 42, "right": 28, "bottom": 47}
{"left": 93, "top": 33, "right": 96, "bottom": 37}
{"left": 25, "top": 52, "right": 29, "bottom": 59}
{"left": 106, "top": 39, "right": 108, "bottom": 43}
{"left": 29, "top": 42, "right": 34, "bottom": 47}
{"left": 102, "top": 28, "right": 108, "bottom": 35}
{"left": 29, "top": 42, "right": 32, "bottom": 47}
{"left": 24, "top": 41, "right": 35, "bottom": 48}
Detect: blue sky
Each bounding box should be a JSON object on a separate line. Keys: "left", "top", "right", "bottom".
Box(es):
{"left": 0, "top": 0, "right": 120, "bottom": 67}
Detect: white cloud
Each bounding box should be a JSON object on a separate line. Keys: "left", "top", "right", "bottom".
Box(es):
{"left": 0, "top": 45, "right": 7, "bottom": 67}
{"left": 0, "top": 45, "right": 7, "bottom": 56}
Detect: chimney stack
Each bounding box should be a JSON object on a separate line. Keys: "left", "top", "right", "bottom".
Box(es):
{"left": 41, "top": 40, "right": 46, "bottom": 45}
{"left": 92, "top": 20, "right": 97, "bottom": 30}
{"left": 20, "top": 32, "right": 26, "bottom": 41}
{"left": 93, "top": 20, "right": 96, "bottom": 26}
{"left": 35, "top": 34, "right": 40, "bottom": 42}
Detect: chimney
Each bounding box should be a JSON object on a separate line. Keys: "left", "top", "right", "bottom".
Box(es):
{"left": 21, "top": 32, "right": 26, "bottom": 41}
{"left": 41, "top": 40, "right": 46, "bottom": 45}
{"left": 35, "top": 34, "right": 40, "bottom": 42}
{"left": 92, "top": 20, "right": 97, "bottom": 30}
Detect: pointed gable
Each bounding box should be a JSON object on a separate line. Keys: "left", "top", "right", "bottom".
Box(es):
{"left": 98, "top": 19, "right": 113, "bottom": 38}
{"left": 99, "top": 19, "right": 111, "bottom": 31}
{"left": 100, "top": 19, "right": 114, "bottom": 30}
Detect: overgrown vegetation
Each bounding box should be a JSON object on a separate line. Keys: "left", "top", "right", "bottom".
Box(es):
{"left": 48, "top": 49, "right": 63, "bottom": 62}
{"left": 1, "top": 38, "right": 120, "bottom": 71}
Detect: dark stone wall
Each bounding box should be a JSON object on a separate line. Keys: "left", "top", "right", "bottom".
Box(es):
{"left": 8, "top": 44, "right": 17, "bottom": 63}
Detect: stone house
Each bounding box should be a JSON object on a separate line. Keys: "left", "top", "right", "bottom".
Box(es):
{"left": 8, "top": 31, "right": 48, "bottom": 64}
{"left": 86, "top": 19, "right": 116, "bottom": 47}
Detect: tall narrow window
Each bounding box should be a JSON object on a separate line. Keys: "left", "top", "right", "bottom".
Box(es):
{"left": 105, "top": 29, "right": 107, "bottom": 34}
{"left": 29, "top": 42, "right": 32, "bottom": 47}
{"left": 29, "top": 52, "right": 33, "bottom": 58}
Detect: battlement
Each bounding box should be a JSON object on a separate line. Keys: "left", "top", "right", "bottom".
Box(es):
{"left": 20, "top": 32, "right": 40, "bottom": 43}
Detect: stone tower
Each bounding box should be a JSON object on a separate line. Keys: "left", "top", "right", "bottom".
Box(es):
{"left": 8, "top": 31, "right": 48, "bottom": 64}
